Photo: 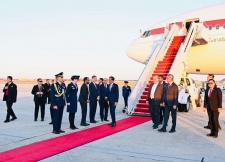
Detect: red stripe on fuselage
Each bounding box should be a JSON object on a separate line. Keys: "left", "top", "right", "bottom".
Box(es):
{"left": 150, "top": 19, "right": 225, "bottom": 35}
{"left": 151, "top": 27, "right": 165, "bottom": 35}
{"left": 205, "top": 19, "right": 225, "bottom": 27}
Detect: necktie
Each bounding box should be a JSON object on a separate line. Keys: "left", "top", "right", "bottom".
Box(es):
{"left": 209, "top": 89, "right": 212, "bottom": 98}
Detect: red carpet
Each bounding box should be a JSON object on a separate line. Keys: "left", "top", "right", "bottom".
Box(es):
{"left": 0, "top": 116, "right": 150, "bottom": 162}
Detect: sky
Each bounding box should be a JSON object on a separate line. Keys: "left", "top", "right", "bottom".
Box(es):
{"left": 0, "top": 0, "right": 225, "bottom": 81}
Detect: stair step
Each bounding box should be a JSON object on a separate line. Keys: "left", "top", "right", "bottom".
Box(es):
{"left": 143, "top": 91, "right": 148, "bottom": 95}
{"left": 139, "top": 99, "right": 147, "bottom": 103}
{"left": 154, "top": 70, "right": 169, "bottom": 73}
{"left": 140, "top": 95, "right": 147, "bottom": 99}
{"left": 134, "top": 108, "right": 149, "bottom": 113}
{"left": 132, "top": 112, "right": 151, "bottom": 117}
{"left": 137, "top": 103, "right": 149, "bottom": 108}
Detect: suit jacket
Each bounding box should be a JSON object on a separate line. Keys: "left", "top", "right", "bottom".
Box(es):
{"left": 66, "top": 82, "right": 78, "bottom": 113}
{"left": 44, "top": 83, "right": 51, "bottom": 95}
{"left": 31, "top": 84, "right": 47, "bottom": 102}
{"left": 3, "top": 82, "right": 17, "bottom": 103}
{"left": 99, "top": 84, "right": 108, "bottom": 102}
{"left": 146, "top": 83, "right": 164, "bottom": 105}
{"left": 79, "top": 83, "right": 89, "bottom": 103}
{"left": 122, "top": 86, "right": 131, "bottom": 98}
{"left": 164, "top": 82, "right": 179, "bottom": 106}
{"left": 204, "top": 87, "right": 222, "bottom": 110}
{"left": 89, "top": 82, "right": 99, "bottom": 101}
{"left": 50, "top": 82, "right": 66, "bottom": 107}
{"left": 107, "top": 83, "right": 119, "bottom": 103}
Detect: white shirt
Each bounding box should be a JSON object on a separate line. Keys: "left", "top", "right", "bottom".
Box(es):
{"left": 150, "top": 83, "right": 158, "bottom": 99}
{"left": 110, "top": 83, "right": 113, "bottom": 91}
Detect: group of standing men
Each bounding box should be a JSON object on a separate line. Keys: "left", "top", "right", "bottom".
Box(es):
{"left": 49, "top": 73, "right": 119, "bottom": 134}
{"left": 146, "top": 74, "right": 179, "bottom": 133}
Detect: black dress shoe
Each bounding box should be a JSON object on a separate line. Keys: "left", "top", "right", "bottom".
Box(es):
{"left": 49, "top": 122, "right": 53, "bottom": 124}
{"left": 59, "top": 130, "right": 65, "bottom": 133}
{"left": 4, "top": 120, "right": 10, "bottom": 123}
{"left": 10, "top": 117, "right": 17, "bottom": 121}
{"left": 80, "top": 123, "right": 90, "bottom": 126}
{"left": 206, "top": 133, "right": 213, "bottom": 137}
{"left": 90, "top": 120, "right": 98, "bottom": 123}
{"left": 159, "top": 122, "right": 162, "bottom": 125}
{"left": 213, "top": 134, "right": 218, "bottom": 138}
{"left": 158, "top": 128, "right": 167, "bottom": 132}
{"left": 204, "top": 126, "right": 211, "bottom": 129}
{"left": 34, "top": 119, "right": 37, "bottom": 122}
{"left": 70, "top": 127, "right": 76, "bottom": 130}
{"left": 41, "top": 119, "right": 44, "bottom": 122}
{"left": 108, "top": 123, "right": 113, "bottom": 126}
{"left": 111, "top": 123, "right": 116, "bottom": 127}
{"left": 104, "top": 119, "right": 109, "bottom": 122}
{"left": 169, "top": 130, "right": 176, "bottom": 133}
{"left": 52, "top": 131, "right": 60, "bottom": 134}
{"left": 153, "top": 126, "right": 158, "bottom": 129}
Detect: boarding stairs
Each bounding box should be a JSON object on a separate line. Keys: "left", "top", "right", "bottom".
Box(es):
{"left": 127, "top": 22, "right": 208, "bottom": 116}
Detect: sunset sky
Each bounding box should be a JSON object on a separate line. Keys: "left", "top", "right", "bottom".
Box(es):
{"left": 1, "top": 0, "right": 225, "bottom": 81}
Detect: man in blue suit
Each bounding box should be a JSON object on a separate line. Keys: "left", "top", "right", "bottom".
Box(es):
{"left": 51, "top": 72, "right": 66, "bottom": 134}
{"left": 89, "top": 75, "right": 100, "bottom": 123}
{"left": 99, "top": 78, "right": 109, "bottom": 121}
{"left": 107, "top": 76, "right": 119, "bottom": 127}
{"left": 158, "top": 74, "right": 178, "bottom": 133}
{"left": 66, "top": 75, "right": 80, "bottom": 130}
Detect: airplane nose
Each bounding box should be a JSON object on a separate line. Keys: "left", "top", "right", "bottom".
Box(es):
{"left": 126, "top": 40, "right": 153, "bottom": 64}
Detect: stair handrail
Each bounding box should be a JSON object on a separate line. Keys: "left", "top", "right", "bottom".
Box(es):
{"left": 127, "top": 24, "right": 180, "bottom": 114}
{"left": 169, "top": 21, "right": 197, "bottom": 84}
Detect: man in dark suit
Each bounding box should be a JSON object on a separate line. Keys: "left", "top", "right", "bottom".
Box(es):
{"left": 3, "top": 76, "right": 17, "bottom": 123}
{"left": 44, "top": 79, "right": 51, "bottom": 104}
{"left": 122, "top": 81, "right": 131, "bottom": 109}
{"left": 158, "top": 75, "right": 167, "bottom": 124}
{"left": 89, "top": 75, "right": 100, "bottom": 123}
{"left": 158, "top": 74, "right": 178, "bottom": 133}
{"left": 31, "top": 78, "right": 47, "bottom": 121}
{"left": 99, "top": 78, "right": 109, "bottom": 121}
{"left": 204, "top": 79, "right": 222, "bottom": 138}
{"left": 146, "top": 76, "right": 164, "bottom": 129}
{"left": 107, "top": 76, "right": 119, "bottom": 127}
{"left": 79, "top": 77, "right": 90, "bottom": 126}
{"left": 51, "top": 72, "right": 66, "bottom": 134}
{"left": 49, "top": 80, "right": 55, "bottom": 125}
{"left": 204, "top": 74, "right": 221, "bottom": 130}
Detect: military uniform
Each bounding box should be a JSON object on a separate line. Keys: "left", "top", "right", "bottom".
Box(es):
{"left": 122, "top": 81, "right": 131, "bottom": 108}
{"left": 50, "top": 72, "right": 66, "bottom": 134}
{"left": 66, "top": 75, "right": 80, "bottom": 130}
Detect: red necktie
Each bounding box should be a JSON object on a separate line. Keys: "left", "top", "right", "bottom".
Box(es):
{"left": 209, "top": 89, "right": 212, "bottom": 98}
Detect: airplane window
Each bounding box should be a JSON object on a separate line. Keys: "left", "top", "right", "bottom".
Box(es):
{"left": 216, "top": 25, "right": 219, "bottom": 30}
{"left": 208, "top": 26, "right": 212, "bottom": 30}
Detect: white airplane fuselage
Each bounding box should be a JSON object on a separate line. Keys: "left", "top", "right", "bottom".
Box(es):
{"left": 126, "top": 3, "right": 225, "bottom": 74}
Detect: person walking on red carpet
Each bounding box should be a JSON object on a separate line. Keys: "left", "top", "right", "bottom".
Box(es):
{"left": 107, "top": 76, "right": 119, "bottom": 127}
{"left": 51, "top": 72, "right": 66, "bottom": 134}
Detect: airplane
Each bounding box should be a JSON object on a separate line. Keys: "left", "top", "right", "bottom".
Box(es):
{"left": 125, "top": 3, "right": 225, "bottom": 116}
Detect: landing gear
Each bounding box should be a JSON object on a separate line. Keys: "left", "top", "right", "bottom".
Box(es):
{"left": 178, "top": 97, "right": 190, "bottom": 112}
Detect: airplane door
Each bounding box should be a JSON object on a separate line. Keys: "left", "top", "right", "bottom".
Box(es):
{"left": 185, "top": 18, "right": 200, "bottom": 32}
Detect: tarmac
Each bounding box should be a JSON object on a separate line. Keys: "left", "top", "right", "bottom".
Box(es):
{"left": 0, "top": 84, "right": 225, "bottom": 162}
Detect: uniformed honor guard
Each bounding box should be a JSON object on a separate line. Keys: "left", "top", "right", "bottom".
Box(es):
{"left": 50, "top": 72, "right": 66, "bottom": 134}
{"left": 66, "top": 75, "right": 80, "bottom": 130}
{"left": 122, "top": 81, "right": 131, "bottom": 109}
